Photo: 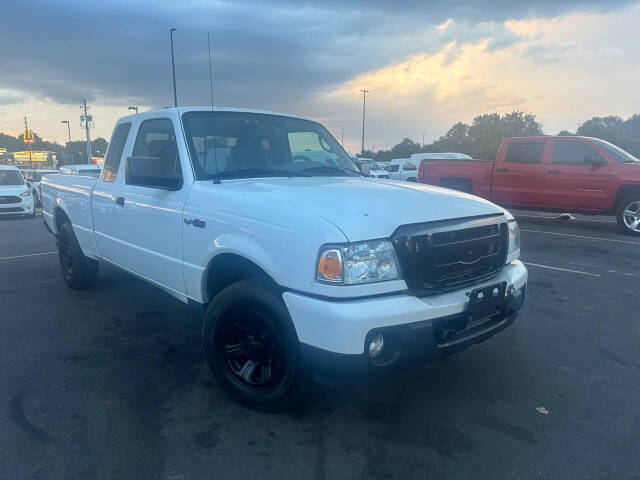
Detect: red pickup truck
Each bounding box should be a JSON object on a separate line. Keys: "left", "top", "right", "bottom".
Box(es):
{"left": 417, "top": 136, "right": 640, "bottom": 235}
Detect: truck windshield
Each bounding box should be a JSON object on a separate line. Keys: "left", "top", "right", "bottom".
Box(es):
{"left": 182, "top": 112, "right": 361, "bottom": 180}
{"left": 0, "top": 170, "right": 25, "bottom": 186}
{"left": 592, "top": 139, "right": 640, "bottom": 163}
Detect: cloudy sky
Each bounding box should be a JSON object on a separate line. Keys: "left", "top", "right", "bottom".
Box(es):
{"left": 1, "top": 0, "right": 640, "bottom": 153}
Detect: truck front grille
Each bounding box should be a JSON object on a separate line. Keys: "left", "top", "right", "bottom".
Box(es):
{"left": 392, "top": 214, "right": 507, "bottom": 296}
{"left": 0, "top": 196, "right": 20, "bottom": 204}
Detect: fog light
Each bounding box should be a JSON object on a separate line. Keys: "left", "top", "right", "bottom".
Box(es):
{"left": 368, "top": 334, "right": 384, "bottom": 358}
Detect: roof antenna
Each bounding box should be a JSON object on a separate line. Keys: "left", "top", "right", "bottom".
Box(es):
{"left": 207, "top": 31, "right": 220, "bottom": 183}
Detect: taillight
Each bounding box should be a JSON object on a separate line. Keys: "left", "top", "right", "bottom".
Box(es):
{"left": 418, "top": 163, "right": 424, "bottom": 182}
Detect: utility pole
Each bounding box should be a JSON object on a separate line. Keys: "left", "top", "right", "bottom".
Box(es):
{"left": 128, "top": 106, "right": 139, "bottom": 114}
{"left": 170, "top": 28, "right": 178, "bottom": 107}
{"left": 422, "top": 132, "right": 425, "bottom": 149}
{"left": 360, "top": 89, "right": 368, "bottom": 154}
{"left": 340, "top": 127, "right": 345, "bottom": 147}
{"left": 80, "top": 99, "right": 93, "bottom": 164}
{"left": 23, "top": 117, "right": 33, "bottom": 168}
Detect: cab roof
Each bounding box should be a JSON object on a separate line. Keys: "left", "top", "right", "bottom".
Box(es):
{"left": 117, "top": 106, "right": 311, "bottom": 123}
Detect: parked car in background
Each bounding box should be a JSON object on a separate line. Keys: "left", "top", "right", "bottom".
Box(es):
{"left": 59, "top": 164, "right": 103, "bottom": 176}
{"left": 411, "top": 152, "right": 472, "bottom": 161}
{"left": 41, "top": 106, "right": 527, "bottom": 409}
{"left": 417, "top": 136, "right": 640, "bottom": 235}
{"left": 22, "top": 169, "right": 58, "bottom": 206}
{"left": 0, "top": 165, "right": 35, "bottom": 217}
{"left": 356, "top": 158, "right": 389, "bottom": 178}
{"left": 386, "top": 158, "right": 419, "bottom": 182}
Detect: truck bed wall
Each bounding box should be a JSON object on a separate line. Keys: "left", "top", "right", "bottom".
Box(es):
{"left": 41, "top": 174, "right": 100, "bottom": 259}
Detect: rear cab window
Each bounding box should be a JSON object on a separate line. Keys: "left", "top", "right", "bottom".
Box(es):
{"left": 504, "top": 140, "right": 546, "bottom": 164}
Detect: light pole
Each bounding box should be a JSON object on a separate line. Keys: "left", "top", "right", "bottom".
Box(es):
{"left": 128, "top": 106, "right": 139, "bottom": 114}
{"left": 61, "top": 120, "right": 71, "bottom": 165}
{"left": 341, "top": 127, "right": 345, "bottom": 147}
{"left": 170, "top": 28, "right": 178, "bottom": 107}
{"left": 360, "top": 89, "right": 368, "bottom": 154}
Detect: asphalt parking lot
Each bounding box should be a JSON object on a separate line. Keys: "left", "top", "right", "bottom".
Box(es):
{"left": 1, "top": 211, "right": 639, "bottom": 480}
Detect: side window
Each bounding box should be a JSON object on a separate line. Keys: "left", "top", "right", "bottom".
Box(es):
{"left": 504, "top": 141, "right": 546, "bottom": 164}
{"left": 102, "top": 122, "right": 131, "bottom": 182}
{"left": 403, "top": 162, "right": 417, "bottom": 171}
{"left": 386, "top": 164, "right": 399, "bottom": 172}
{"left": 129, "top": 119, "right": 182, "bottom": 185}
{"left": 552, "top": 140, "right": 606, "bottom": 165}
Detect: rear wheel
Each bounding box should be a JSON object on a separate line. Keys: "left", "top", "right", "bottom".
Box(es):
{"left": 202, "top": 277, "right": 306, "bottom": 411}
{"left": 58, "top": 221, "right": 99, "bottom": 289}
{"left": 616, "top": 194, "right": 640, "bottom": 236}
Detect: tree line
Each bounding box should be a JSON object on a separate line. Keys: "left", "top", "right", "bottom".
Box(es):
{"left": 360, "top": 112, "right": 640, "bottom": 162}
{"left": 0, "top": 131, "right": 108, "bottom": 165}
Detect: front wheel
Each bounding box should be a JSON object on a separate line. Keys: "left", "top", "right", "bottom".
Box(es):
{"left": 616, "top": 194, "right": 640, "bottom": 236}
{"left": 202, "top": 277, "right": 307, "bottom": 411}
{"left": 58, "top": 221, "right": 99, "bottom": 289}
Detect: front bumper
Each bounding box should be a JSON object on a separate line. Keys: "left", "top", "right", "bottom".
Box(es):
{"left": 0, "top": 195, "right": 34, "bottom": 215}
{"left": 283, "top": 260, "right": 527, "bottom": 374}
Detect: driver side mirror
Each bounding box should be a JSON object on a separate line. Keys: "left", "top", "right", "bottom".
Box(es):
{"left": 26, "top": 182, "right": 32, "bottom": 188}
{"left": 126, "top": 156, "right": 182, "bottom": 190}
{"left": 583, "top": 155, "right": 606, "bottom": 167}
{"left": 358, "top": 161, "right": 371, "bottom": 177}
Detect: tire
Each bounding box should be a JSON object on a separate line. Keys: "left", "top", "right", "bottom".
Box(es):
{"left": 202, "top": 277, "right": 307, "bottom": 411}
{"left": 57, "top": 221, "right": 99, "bottom": 289}
{"left": 616, "top": 194, "right": 640, "bottom": 236}
{"left": 407, "top": 177, "right": 418, "bottom": 182}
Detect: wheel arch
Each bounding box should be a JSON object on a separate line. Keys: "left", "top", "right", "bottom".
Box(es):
{"left": 52, "top": 205, "right": 70, "bottom": 234}
{"left": 202, "top": 252, "right": 279, "bottom": 304}
{"left": 614, "top": 185, "right": 640, "bottom": 211}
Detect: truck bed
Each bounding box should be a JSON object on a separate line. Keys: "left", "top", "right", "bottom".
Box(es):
{"left": 418, "top": 159, "right": 494, "bottom": 199}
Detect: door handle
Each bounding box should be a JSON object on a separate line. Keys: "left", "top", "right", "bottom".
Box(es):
{"left": 496, "top": 168, "right": 510, "bottom": 173}
{"left": 547, "top": 169, "right": 562, "bottom": 174}
{"left": 115, "top": 196, "right": 125, "bottom": 207}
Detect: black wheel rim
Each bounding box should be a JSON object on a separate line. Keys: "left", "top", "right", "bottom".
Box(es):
{"left": 59, "top": 231, "right": 73, "bottom": 276}
{"left": 216, "top": 308, "right": 285, "bottom": 391}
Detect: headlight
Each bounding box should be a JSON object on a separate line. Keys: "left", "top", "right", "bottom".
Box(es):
{"left": 316, "top": 240, "right": 400, "bottom": 285}
{"left": 506, "top": 219, "right": 520, "bottom": 263}
{"left": 19, "top": 190, "right": 31, "bottom": 197}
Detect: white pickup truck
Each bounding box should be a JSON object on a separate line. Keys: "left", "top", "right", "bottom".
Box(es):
{"left": 42, "top": 107, "right": 527, "bottom": 410}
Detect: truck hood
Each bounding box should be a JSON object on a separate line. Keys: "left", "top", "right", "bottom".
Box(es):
{"left": 0, "top": 185, "right": 29, "bottom": 196}
{"left": 213, "top": 177, "right": 504, "bottom": 241}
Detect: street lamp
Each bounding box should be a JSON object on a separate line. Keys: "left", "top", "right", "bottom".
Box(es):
{"left": 128, "top": 106, "right": 139, "bottom": 114}
{"left": 360, "top": 89, "right": 369, "bottom": 154}
{"left": 170, "top": 28, "right": 178, "bottom": 107}
{"left": 61, "top": 120, "right": 71, "bottom": 165}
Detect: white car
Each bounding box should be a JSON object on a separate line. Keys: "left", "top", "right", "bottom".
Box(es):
{"left": 41, "top": 107, "right": 527, "bottom": 410}
{"left": 356, "top": 158, "right": 389, "bottom": 179}
{"left": 0, "top": 165, "right": 35, "bottom": 217}
{"left": 59, "top": 164, "right": 103, "bottom": 176}
{"left": 385, "top": 158, "right": 419, "bottom": 182}
{"left": 21, "top": 169, "right": 59, "bottom": 206}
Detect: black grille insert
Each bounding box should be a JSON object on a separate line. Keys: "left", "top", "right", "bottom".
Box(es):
{"left": 0, "top": 196, "right": 20, "bottom": 204}
{"left": 392, "top": 214, "right": 507, "bottom": 296}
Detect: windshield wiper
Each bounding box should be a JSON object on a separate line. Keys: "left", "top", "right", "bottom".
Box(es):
{"left": 300, "top": 165, "right": 362, "bottom": 176}
{"left": 209, "top": 168, "right": 311, "bottom": 181}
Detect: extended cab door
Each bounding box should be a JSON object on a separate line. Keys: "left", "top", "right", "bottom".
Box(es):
{"left": 491, "top": 139, "right": 551, "bottom": 207}
{"left": 104, "top": 116, "right": 192, "bottom": 296}
{"left": 544, "top": 138, "right": 611, "bottom": 211}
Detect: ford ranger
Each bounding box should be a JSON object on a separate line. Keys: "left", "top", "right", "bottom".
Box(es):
{"left": 417, "top": 136, "right": 640, "bottom": 235}
{"left": 41, "top": 107, "right": 527, "bottom": 410}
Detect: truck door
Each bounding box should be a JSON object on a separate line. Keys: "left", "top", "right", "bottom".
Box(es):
{"left": 93, "top": 121, "right": 132, "bottom": 261}
{"left": 107, "top": 117, "right": 191, "bottom": 296}
{"left": 545, "top": 139, "right": 611, "bottom": 211}
{"left": 491, "top": 139, "right": 551, "bottom": 207}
